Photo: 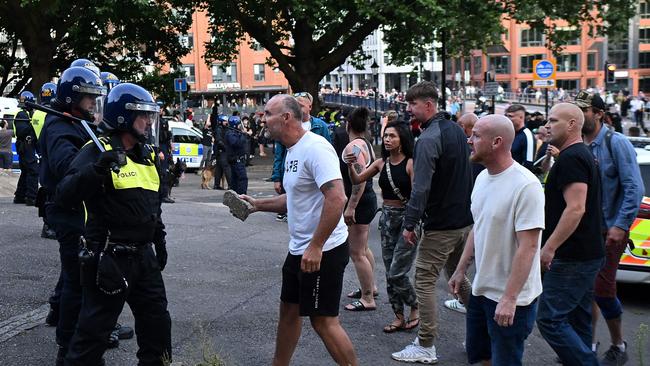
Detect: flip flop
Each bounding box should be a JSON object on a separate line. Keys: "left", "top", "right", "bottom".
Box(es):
{"left": 346, "top": 288, "right": 379, "bottom": 299}
{"left": 344, "top": 300, "right": 377, "bottom": 312}
{"left": 404, "top": 317, "right": 419, "bottom": 330}
{"left": 383, "top": 321, "right": 406, "bottom": 333}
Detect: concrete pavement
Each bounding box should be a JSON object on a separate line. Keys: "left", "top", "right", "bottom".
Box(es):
{"left": 0, "top": 156, "right": 649, "bottom": 365}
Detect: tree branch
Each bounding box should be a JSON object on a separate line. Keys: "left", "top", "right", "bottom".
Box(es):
{"left": 313, "top": 11, "right": 363, "bottom": 57}
{"left": 316, "top": 19, "right": 381, "bottom": 76}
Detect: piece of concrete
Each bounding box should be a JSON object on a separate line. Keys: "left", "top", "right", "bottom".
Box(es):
{"left": 222, "top": 190, "right": 253, "bottom": 222}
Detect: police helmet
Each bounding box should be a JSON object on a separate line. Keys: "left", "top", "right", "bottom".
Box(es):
{"left": 70, "top": 58, "right": 100, "bottom": 76}
{"left": 19, "top": 91, "right": 35, "bottom": 103}
{"left": 40, "top": 82, "right": 57, "bottom": 105}
{"left": 228, "top": 115, "right": 241, "bottom": 128}
{"left": 100, "top": 72, "right": 121, "bottom": 92}
{"left": 218, "top": 114, "right": 228, "bottom": 123}
{"left": 101, "top": 83, "right": 160, "bottom": 143}
{"left": 54, "top": 67, "right": 106, "bottom": 120}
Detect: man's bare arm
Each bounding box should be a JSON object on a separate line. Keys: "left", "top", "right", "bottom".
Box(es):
{"left": 310, "top": 179, "right": 347, "bottom": 249}
{"left": 242, "top": 194, "right": 287, "bottom": 214}
{"left": 503, "top": 229, "right": 541, "bottom": 301}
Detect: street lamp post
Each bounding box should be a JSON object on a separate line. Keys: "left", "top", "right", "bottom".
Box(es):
{"left": 371, "top": 59, "right": 379, "bottom": 124}
{"left": 337, "top": 66, "right": 344, "bottom": 105}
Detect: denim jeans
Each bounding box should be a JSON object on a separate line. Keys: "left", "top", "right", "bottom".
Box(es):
{"left": 466, "top": 295, "right": 537, "bottom": 365}
{"left": 536, "top": 258, "right": 604, "bottom": 366}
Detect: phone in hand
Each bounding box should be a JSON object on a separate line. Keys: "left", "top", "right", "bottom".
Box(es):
{"left": 352, "top": 145, "right": 362, "bottom": 158}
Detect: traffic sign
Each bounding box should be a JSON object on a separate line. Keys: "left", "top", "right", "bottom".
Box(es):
{"left": 174, "top": 78, "right": 188, "bottom": 92}
{"left": 533, "top": 59, "right": 556, "bottom": 88}
{"left": 483, "top": 82, "right": 500, "bottom": 97}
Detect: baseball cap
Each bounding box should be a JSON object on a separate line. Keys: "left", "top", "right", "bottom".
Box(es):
{"left": 574, "top": 90, "right": 606, "bottom": 111}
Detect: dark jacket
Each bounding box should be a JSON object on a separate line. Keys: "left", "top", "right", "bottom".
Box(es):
{"left": 404, "top": 113, "right": 473, "bottom": 231}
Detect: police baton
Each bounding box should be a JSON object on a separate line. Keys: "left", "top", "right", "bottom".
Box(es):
{"left": 24, "top": 101, "right": 122, "bottom": 173}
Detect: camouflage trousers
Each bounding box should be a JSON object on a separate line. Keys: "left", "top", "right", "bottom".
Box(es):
{"left": 378, "top": 205, "right": 418, "bottom": 315}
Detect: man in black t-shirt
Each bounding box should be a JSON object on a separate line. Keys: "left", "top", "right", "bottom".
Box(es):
{"left": 536, "top": 103, "right": 604, "bottom": 366}
{"left": 505, "top": 104, "right": 535, "bottom": 171}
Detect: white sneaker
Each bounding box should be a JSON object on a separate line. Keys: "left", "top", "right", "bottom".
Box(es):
{"left": 444, "top": 299, "right": 466, "bottom": 314}
{"left": 391, "top": 338, "right": 438, "bottom": 364}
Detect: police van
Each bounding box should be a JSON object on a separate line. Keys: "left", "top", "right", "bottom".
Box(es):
{"left": 169, "top": 121, "right": 204, "bottom": 169}
{"left": 0, "top": 97, "right": 20, "bottom": 168}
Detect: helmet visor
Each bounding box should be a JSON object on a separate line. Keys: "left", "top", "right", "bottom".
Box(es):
{"left": 73, "top": 82, "right": 107, "bottom": 96}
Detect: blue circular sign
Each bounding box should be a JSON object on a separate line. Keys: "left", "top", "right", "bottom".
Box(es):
{"left": 535, "top": 60, "right": 554, "bottom": 78}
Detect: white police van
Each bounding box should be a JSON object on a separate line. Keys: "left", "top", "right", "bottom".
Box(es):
{"left": 0, "top": 97, "right": 20, "bottom": 168}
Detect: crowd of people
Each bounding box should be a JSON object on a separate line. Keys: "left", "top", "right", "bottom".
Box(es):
{"left": 5, "top": 58, "right": 645, "bottom": 365}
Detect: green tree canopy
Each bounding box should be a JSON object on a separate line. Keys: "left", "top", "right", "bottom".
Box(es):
{"left": 197, "top": 0, "right": 635, "bottom": 110}
{"left": 0, "top": 0, "right": 194, "bottom": 96}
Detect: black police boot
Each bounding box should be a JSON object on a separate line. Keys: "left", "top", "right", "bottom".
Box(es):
{"left": 114, "top": 323, "right": 134, "bottom": 340}
{"left": 45, "top": 305, "right": 59, "bottom": 326}
{"left": 41, "top": 224, "right": 57, "bottom": 240}
{"left": 55, "top": 346, "right": 66, "bottom": 366}
{"left": 25, "top": 197, "right": 36, "bottom": 206}
{"left": 161, "top": 196, "right": 175, "bottom": 204}
{"left": 107, "top": 331, "right": 119, "bottom": 349}
{"left": 13, "top": 196, "right": 25, "bottom": 204}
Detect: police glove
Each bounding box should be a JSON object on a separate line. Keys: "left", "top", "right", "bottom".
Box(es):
{"left": 154, "top": 242, "right": 168, "bottom": 271}
{"left": 94, "top": 150, "right": 126, "bottom": 174}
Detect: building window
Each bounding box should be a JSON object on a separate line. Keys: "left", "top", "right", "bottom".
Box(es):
{"left": 520, "top": 28, "right": 543, "bottom": 47}
{"left": 384, "top": 54, "right": 390, "bottom": 64}
{"left": 556, "top": 54, "right": 580, "bottom": 72}
{"left": 473, "top": 56, "right": 482, "bottom": 74}
{"left": 179, "top": 34, "right": 193, "bottom": 50}
{"left": 488, "top": 55, "right": 510, "bottom": 74}
{"left": 520, "top": 54, "right": 544, "bottom": 73}
{"left": 254, "top": 64, "right": 265, "bottom": 81}
{"left": 640, "top": 27, "right": 650, "bottom": 43}
{"left": 182, "top": 64, "right": 195, "bottom": 83}
{"left": 587, "top": 53, "right": 598, "bottom": 71}
{"left": 251, "top": 40, "right": 264, "bottom": 51}
{"left": 640, "top": 77, "right": 650, "bottom": 92}
{"left": 556, "top": 79, "right": 580, "bottom": 92}
{"left": 587, "top": 78, "right": 597, "bottom": 88}
{"left": 608, "top": 36, "right": 629, "bottom": 69}
{"left": 640, "top": 52, "right": 650, "bottom": 68}
{"left": 556, "top": 27, "right": 581, "bottom": 46}
{"left": 211, "top": 63, "right": 237, "bottom": 82}
{"left": 641, "top": 1, "right": 650, "bottom": 19}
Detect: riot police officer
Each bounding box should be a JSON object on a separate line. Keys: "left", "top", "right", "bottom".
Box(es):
{"left": 226, "top": 115, "right": 248, "bottom": 194}
{"left": 36, "top": 83, "right": 58, "bottom": 240}
{"left": 13, "top": 91, "right": 39, "bottom": 206}
{"left": 212, "top": 114, "right": 232, "bottom": 190}
{"left": 70, "top": 58, "right": 101, "bottom": 76}
{"left": 38, "top": 66, "right": 106, "bottom": 365}
{"left": 56, "top": 83, "right": 171, "bottom": 366}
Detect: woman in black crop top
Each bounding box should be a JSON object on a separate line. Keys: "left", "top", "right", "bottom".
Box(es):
{"left": 346, "top": 121, "right": 419, "bottom": 333}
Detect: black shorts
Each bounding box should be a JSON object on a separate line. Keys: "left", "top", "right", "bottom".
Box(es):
{"left": 280, "top": 242, "right": 349, "bottom": 317}
{"left": 349, "top": 190, "right": 377, "bottom": 225}
{"left": 0, "top": 151, "right": 11, "bottom": 169}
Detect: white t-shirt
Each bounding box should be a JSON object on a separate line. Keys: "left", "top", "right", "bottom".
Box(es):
{"left": 471, "top": 162, "right": 544, "bottom": 306}
{"left": 283, "top": 131, "right": 348, "bottom": 255}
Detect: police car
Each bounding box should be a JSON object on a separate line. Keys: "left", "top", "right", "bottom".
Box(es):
{"left": 616, "top": 137, "right": 650, "bottom": 284}
{"left": 169, "top": 121, "right": 204, "bottom": 169}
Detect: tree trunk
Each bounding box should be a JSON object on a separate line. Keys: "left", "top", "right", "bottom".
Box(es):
{"left": 27, "top": 52, "right": 53, "bottom": 94}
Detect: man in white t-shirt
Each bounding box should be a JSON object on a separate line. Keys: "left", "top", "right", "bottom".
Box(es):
{"left": 449, "top": 114, "right": 544, "bottom": 366}
{"left": 241, "top": 94, "right": 357, "bottom": 366}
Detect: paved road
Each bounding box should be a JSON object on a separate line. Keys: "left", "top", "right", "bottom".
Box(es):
{"left": 1, "top": 157, "right": 649, "bottom": 365}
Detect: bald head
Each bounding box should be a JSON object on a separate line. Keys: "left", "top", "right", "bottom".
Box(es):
{"left": 551, "top": 103, "right": 584, "bottom": 130}
{"left": 267, "top": 94, "right": 303, "bottom": 122}
{"left": 546, "top": 103, "right": 584, "bottom": 149}
{"left": 458, "top": 113, "right": 478, "bottom": 137}
{"left": 477, "top": 114, "right": 515, "bottom": 150}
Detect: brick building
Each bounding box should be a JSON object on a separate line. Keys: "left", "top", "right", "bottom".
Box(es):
{"left": 447, "top": 2, "right": 650, "bottom": 95}
{"left": 173, "top": 10, "right": 290, "bottom": 107}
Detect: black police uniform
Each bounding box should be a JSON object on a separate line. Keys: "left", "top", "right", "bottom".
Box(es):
{"left": 39, "top": 111, "right": 91, "bottom": 351}
{"left": 13, "top": 108, "right": 39, "bottom": 204}
{"left": 225, "top": 127, "right": 248, "bottom": 194}
{"left": 57, "top": 136, "right": 171, "bottom": 365}
{"left": 212, "top": 122, "right": 232, "bottom": 189}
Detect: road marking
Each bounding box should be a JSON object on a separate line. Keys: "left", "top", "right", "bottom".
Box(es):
{"left": 0, "top": 304, "right": 49, "bottom": 343}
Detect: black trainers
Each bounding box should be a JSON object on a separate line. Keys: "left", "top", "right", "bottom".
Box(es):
{"left": 13, "top": 196, "right": 25, "bottom": 204}
{"left": 114, "top": 323, "right": 134, "bottom": 340}
{"left": 45, "top": 306, "right": 59, "bottom": 326}
{"left": 161, "top": 197, "right": 175, "bottom": 204}
{"left": 55, "top": 346, "right": 66, "bottom": 366}
{"left": 107, "top": 330, "right": 119, "bottom": 349}
{"left": 25, "top": 197, "right": 36, "bottom": 206}
{"left": 600, "top": 342, "right": 628, "bottom": 366}
{"left": 275, "top": 214, "right": 287, "bottom": 222}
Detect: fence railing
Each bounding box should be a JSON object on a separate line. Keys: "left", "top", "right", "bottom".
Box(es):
{"left": 321, "top": 93, "right": 408, "bottom": 114}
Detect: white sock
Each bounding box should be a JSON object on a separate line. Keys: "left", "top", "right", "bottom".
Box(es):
{"left": 592, "top": 343, "right": 599, "bottom": 352}
{"left": 616, "top": 343, "right": 626, "bottom": 352}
